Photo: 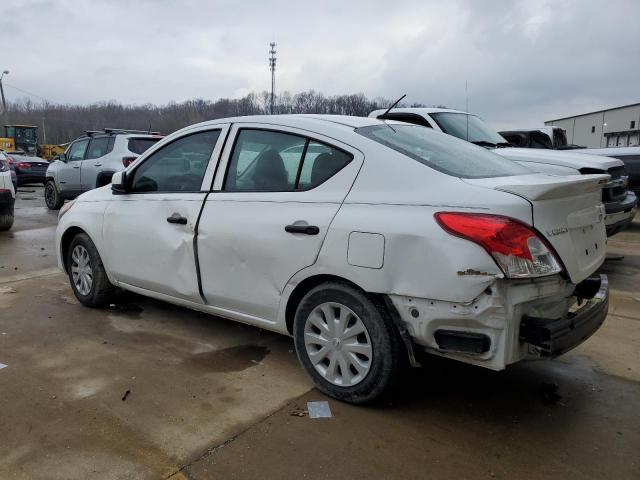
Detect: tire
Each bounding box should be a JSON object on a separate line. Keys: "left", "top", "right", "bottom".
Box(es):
{"left": 0, "top": 206, "right": 14, "bottom": 231}
{"left": 44, "top": 180, "right": 63, "bottom": 210}
{"left": 66, "top": 233, "right": 117, "bottom": 307}
{"left": 293, "top": 282, "right": 402, "bottom": 404}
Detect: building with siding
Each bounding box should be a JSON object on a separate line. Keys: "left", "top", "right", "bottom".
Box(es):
{"left": 545, "top": 103, "right": 640, "bottom": 148}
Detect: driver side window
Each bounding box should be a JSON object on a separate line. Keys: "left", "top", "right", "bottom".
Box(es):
{"left": 130, "top": 130, "right": 221, "bottom": 193}
{"left": 67, "top": 139, "right": 89, "bottom": 162}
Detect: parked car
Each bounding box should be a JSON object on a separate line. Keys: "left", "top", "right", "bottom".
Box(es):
{"left": 0, "top": 154, "right": 15, "bottom": 231}
{"left": 45, "top": 129, "right": 162, "bottom": 210}
{"left": 499, "top": 127, "right": 585, "bottom": 150}
{"left": 369, "top": 108, "right": 637, "bottom": 236}
{"left": 569, "top": 146, "right": 640, "bottom": 196}
{"left": 0, "top": 151, "right": 17, "bottom": 190}
{"left": 3, "top": 151, "right": 49, "bottom": 186}
{"left": 56, "top": 115, "right": 609, "bottom": 403}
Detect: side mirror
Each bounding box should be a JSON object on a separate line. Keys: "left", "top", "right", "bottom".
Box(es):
{"left": 111, "top": 171, "right": 129, "bottom": 194}
{"left": 59, "top": 153, "right": 68, "bottom": 163}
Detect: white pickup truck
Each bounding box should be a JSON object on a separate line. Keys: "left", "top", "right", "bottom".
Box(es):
{"left": 369, "top": 108, "right": 637, "bottom": 236}
{"left": 0, "top": 152, "right": 16, "bottom": 231}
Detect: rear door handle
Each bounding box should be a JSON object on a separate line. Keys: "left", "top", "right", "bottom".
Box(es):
{"left": 72, "top": 165, "right": 80, "bottom": 169}
{"left": 94, "top": 163, "right": 102, "bottom": 167}
{"left": 285, "top": 224, "right": 319, "bottom": 235}
{"left": 167, "top": 213, "right": 188, "bottom": 225}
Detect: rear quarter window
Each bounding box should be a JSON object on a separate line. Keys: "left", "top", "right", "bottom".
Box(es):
{"left": 356, "top": 124, "right": 530, "bottom": 179}
{"left": 128, "top": 138, "right": 161, "bottom": 155}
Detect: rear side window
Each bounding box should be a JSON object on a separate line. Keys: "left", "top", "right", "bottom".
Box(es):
{"left": 128, "top": 138, "right": 160, "bottom": 155}
{"left": 85, "top": 137, "right": 111, "bottom": 159}
{"left": 357, "top": 124, "right": 530, "bottom": 179}
{"left": 224, "top": 129, "right": 352, "bottom": 192}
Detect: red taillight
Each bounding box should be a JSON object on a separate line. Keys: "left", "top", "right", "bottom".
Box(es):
{"left": 122, "top": 156, "right": 137, "bottom": 167}
{"left": 7, "top": 156, "right": 14, "bottom": 165}
{"left": 434, "top": 212, "right": 563, "bottom": 278}
{"left": 16, "top": 162, "right": 30, "bottom": 169}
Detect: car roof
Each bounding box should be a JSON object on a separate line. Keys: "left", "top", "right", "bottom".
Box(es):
{"left": 182, "top": 114, "right": 403, "bottom": 134}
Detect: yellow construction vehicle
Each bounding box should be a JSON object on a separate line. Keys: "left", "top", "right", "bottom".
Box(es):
{"left": 0, "top": 125, "right": 66, "bottom": 160}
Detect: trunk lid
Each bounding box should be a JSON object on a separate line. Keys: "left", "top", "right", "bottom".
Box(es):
{"left": 463, "top": 173, "right": 608, "bottom": 284}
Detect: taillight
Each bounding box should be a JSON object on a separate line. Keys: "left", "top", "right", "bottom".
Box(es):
{"left": 122, "top": 156, "right": 137, "bottom": 167}
{"left": 434, "top": 212, "right": 563, "bottom": 278}
{"left": 7, "top": 156, "right": 14, "bottom": 165}
{"left": 16, "top": 162, "right": 30, "bottom": 169}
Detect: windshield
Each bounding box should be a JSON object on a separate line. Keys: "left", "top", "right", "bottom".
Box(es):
{"left": 429, "top": 113, "right": 507, "bottom": 146}
{"left": 356, "top": 124, "right": 530, "bottom": 179}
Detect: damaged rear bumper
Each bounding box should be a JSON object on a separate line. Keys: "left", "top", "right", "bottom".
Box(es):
{"left": 519, "top": 275, "right": 608, "bottom": 357}
{"left": 388, "top": 274, "right": 609, "bottom": 371}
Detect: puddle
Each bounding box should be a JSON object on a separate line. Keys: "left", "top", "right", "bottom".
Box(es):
{"left": 190, "top": 345, "right": 269, "bottom": 372}
{"left": 108, "top": 303, "right": 144, "bottom": 319}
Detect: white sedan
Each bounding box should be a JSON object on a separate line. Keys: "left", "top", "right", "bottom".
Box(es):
{"left": 56, "top": 115, "right": 610, "bottom": 403}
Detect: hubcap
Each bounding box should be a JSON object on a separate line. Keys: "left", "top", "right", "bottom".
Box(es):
{"left": 304, "top": 302, "right": 373, "bottom": 387}
{"left": 71, "top": 245, "right": 93, "bottom": 296}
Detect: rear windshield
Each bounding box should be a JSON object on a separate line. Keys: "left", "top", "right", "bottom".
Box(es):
{"left": 356, "top": 124, "right": 530, "bottom": 179}
{"left": 128, "top": 138, "right": 160, "bottom": 155}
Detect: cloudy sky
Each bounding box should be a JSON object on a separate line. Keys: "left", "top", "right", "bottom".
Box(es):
{"left": 1, "top": 0, "right": 638, "bottom": 128}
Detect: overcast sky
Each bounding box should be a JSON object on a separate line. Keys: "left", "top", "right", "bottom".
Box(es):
{"left": 1, "top": 0, "right": 638, "bottom": 129}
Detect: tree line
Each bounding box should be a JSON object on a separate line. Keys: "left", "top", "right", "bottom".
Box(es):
{"left": 4, "top": 91, "right": 429, "bottom": 145}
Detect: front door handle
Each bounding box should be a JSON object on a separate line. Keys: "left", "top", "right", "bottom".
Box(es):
{"left": 94, "top": 163, "right": 102, "bottom": 167}
{"left": 167, "top": 213, "right": 188, "bottom": 225}
{"left": 285, "top": 224, "right": 319, "bottom": 235}
{"left": 72, "top": 165, "right": 80, "bottom": 169}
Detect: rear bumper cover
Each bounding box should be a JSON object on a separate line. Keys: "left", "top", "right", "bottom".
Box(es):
{"left": 519, "top": 275, "right": 608, "bottom": 357}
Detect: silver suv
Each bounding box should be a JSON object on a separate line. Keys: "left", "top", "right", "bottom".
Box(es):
{"left": 45, "top": 129, "right": 162, "bottom": 210}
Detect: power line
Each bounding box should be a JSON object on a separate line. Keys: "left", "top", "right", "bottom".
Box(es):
{"left": 4, "top": 83, "right": 60, "bottom": 105}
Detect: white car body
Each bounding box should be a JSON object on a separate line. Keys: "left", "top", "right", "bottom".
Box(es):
{"left": 56, "top": 115, "right": 610, "bottom": 401}
{"left": 369, "top": 108, "right": 637, "bottom": 235}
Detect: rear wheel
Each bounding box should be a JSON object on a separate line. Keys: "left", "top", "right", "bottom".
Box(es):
{"left": 44, "top": 180, "right": 63, "bottom": 210}
{"left": 293, "top": 282, "right": 402, "bottom": 404}
{"left": 0, "top": 204, "right": 14, "bottom": 231}
{"left": 67, "top": 233, "right": 116, "bottom": 307}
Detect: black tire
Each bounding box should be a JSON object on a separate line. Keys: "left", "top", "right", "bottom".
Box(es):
{"left": 0, "top": 206, "right": 14, "bottom": 231}
{"left": 293, "top": 282, "right": 402, "bottom": 404}
{"left": 67, "top": 233, "right": 117, "bottom": 307}
{"left": 44, "top": 180, "right": 63, "bottom": 210}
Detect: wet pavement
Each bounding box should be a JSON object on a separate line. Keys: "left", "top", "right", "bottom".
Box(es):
{"left": 0, "top": 186, "right": 638, "bottom": 479}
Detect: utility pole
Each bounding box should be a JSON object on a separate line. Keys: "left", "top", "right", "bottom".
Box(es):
{"left": 0, "top": 70, "right": 9, "bottom": 127}
{"left": 269, "top": 42, "right": 277, "bottom": 115}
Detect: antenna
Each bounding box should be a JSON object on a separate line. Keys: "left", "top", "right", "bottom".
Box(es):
{"left": 379, "top": 94, "right": 406, "bottom": 119}
{"left": 465, "top": 80, "right": 469, "bottom": 141}
{"left": 269, "top": 42, "right": 277, "bottom": 115}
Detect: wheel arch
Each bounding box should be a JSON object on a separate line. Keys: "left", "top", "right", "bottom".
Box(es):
{"left": 59, "top": 226, "right": 88, "bottom": 274}
{"left": 284, "top": 274, "right": 371, "bottom": 335}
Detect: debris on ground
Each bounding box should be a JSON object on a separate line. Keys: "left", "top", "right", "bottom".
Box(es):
{"left": 0, "top": 287, "right": 17, "bottom": 294}
{"left": 307, "top": 401, "right": 332, "bottom": 418}
{"left": 0, "top": 363, "right": 7, "bottom": 370}
{"left": 538, "top": 381, "right": 563, "bottom": 404}
{"left": 121, "top": 390, "right": 131, "bottom": 401}
{"left": 289, "top": 407, "right": 308, "bottom": 417}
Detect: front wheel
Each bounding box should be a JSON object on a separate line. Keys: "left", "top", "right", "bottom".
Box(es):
{"left": 67, "top": 233, "right": 116, "bottom": 307}
{"left": 293, "top": 282, "right": 402, "bottom": 404}
{"left": 44, "top": 180, "right": 63, "bottom": 210}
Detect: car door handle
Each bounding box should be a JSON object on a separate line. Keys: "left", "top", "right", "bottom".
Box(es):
{"left": 285, "top": 224, "right": 320, "bottom": 235}
{"left": 72, "top": 165, "right": 80, "bottom": 169}
{"left": 94, "top": 163, "right": 102, "bottom": 166}
{"left": 167, "top": 213, "right": 188, "bottom": 225}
